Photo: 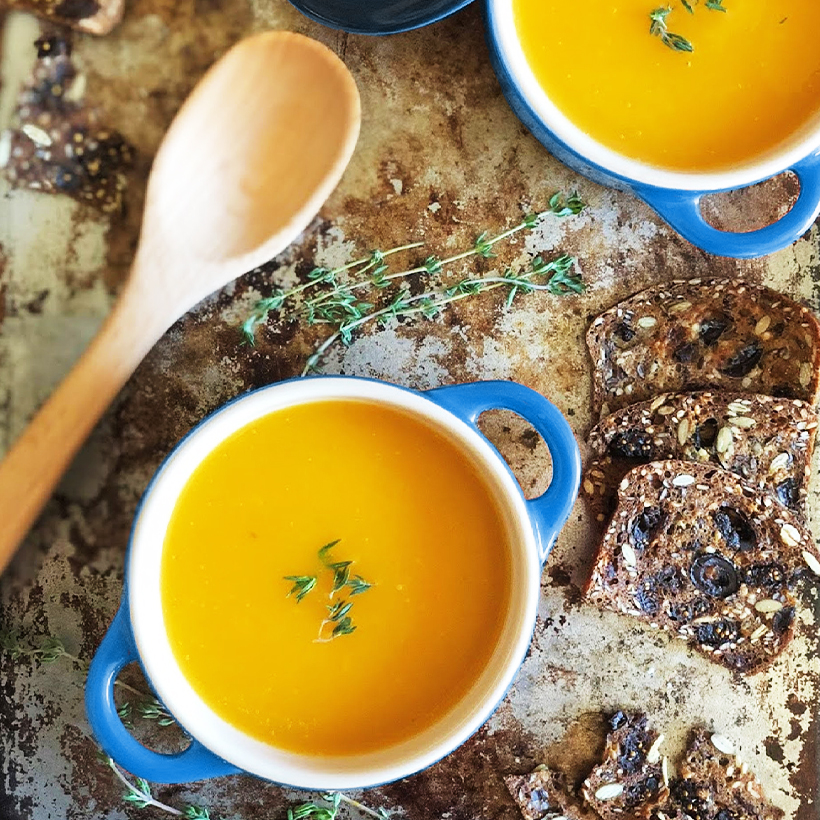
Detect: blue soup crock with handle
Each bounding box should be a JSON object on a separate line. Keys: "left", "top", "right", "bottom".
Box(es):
{"left": 483, "top": 0, "right": 820, "bottom": 259}
{"left": 86, "top": 376, "right": 580, "bottom": 790}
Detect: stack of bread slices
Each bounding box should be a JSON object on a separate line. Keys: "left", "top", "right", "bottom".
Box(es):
{"left": 582, "top": 278, "right": 820, "bottom": 673}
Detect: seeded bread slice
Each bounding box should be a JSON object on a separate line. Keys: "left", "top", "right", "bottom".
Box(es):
{"left": 584, "top": 391, "right": 818, "bottom": 522}
{"left": 587, "top": 278, "right": 820, "bottom": 415}
{"left": 505, "top": 768, "right": 598, "bottom": 820}
{"left": 581, "top": 712, "right": 669, "bottom": 820}
{"left": 651, "top": 729, "right": 784, "bottom": 820}
{"left": 4, "top": 33, "right": 134, "bottom": 214}
{"left": 585, "top": 461, "right": 820, "bottom": 673}
{"left": 8, "top": 0, "right": 125, "bottom": 34}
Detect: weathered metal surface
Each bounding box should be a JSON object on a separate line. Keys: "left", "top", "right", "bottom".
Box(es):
{"left": 0, "top": 2, "right": 818, "bottom": 819}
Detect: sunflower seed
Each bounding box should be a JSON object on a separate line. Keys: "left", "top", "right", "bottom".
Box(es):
{"left": 755, "top": 599, "right": 783, "bottom": 613}
{"left": 672, "top": 474, "right": 695, "bottom": 487}
{"left": 637, "top": 316, "right": 658, "bottom": 329}
{"left": 677, "top": 419, "right": 690, "bottom": 445}
{"left": 22, "top": 123, "right": 51, "bottom": 147}
{"left": 646, "top": 734, "right": 665, "bottom": 764}
{"left": 710, "top": 734, "right": 736, "bottom": 754}
{"left": 595, "top": 783, "right": 624, "bottom": 801}
{"left": 754, "top": 315, "right": 771, "bottom": 335}
{"left": 621, "top": 542, "right": 637, "bottom": 569}
{"left": 802, "top": 549, "right": 820, "bottom": 576}
{"left": 780, "top": 523, "right": 802, "bottom": 548}
{"left": 716, "top": 426, "right": 734, "bottom": 453}
{"left": 728, "top": 416, "right": 756, "bottom": 429}
{"left": 768, "top": 452, "right": 791, "bottom": 474}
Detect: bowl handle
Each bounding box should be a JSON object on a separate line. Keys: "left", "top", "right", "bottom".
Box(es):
{"left": 86, "top": 601, "right": 241, "bottom": 783}
{"left": 425, "top": 381, "right": 580, "bottom": 564}
{"left": 636, "top": 151, "right": 820, "bottom": 259}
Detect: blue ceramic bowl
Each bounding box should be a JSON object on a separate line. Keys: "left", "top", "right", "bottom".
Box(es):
{"left": 86, "top": 377, "right": 580, "bottom": 788}
{"left": 484, "top": 0, "right": 820, "bottom": 259}
{"left": 286, "top": 0, "right": 474, "bottom": 35}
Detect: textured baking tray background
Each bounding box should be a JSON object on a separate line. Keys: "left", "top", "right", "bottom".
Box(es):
{"left": 0, "top": 3, "right": 818, "bottom": 818}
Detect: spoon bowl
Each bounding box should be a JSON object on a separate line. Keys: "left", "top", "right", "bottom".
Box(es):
{"left": 0, "top": 31, "right": 361, "bottom": 573}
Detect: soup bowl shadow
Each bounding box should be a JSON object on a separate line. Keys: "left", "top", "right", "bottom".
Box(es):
{"left": 483, "top": 0, "right": 820, "bottom": 259}
{"left": 86, "top": 376, "right": 580, "bottom": 789}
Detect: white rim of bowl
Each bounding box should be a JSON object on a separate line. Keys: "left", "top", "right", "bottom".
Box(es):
{"left": 128, "top": 377, "right": 541, "bottom": 790}
{"left": 490, "top": 0, "right": 820, "bottom": 192}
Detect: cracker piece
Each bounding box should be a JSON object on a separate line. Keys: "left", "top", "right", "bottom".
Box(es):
{"left": 585, "top": 460, "right": 820, "bottom": 673}
{"left": 2, "top": 32, "right": 134, "bottom": 213}
{"left": 586, "top": 279, "right": 820, "bottom": 415}
{"left": 505, "top": 768, "right": 597, "bottom": 820}
{"left": 581, "top": 712, "right": 669, "bottom": 820}
{"left": 650, "top": 728, "right": 784, "bottom": 820}
{"left": 584, "top": 391, "right": 817, "bottom": 518}
{"left": 7, "top": 0, "right": 125, "bottom": 35}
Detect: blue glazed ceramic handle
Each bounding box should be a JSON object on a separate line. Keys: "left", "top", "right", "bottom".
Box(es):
{"left": 426, "top": 381, "right": 580, "bottom": 564}
{"left": 637, "top": 151, "right": 820, "bottom": 259}
{"left": 86, "top": 602, "right": 241, "bottom": 784}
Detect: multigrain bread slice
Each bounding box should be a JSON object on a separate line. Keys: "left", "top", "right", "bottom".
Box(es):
{"left": 581, "top": 712, "right": 669, "bottom": 820}
{"left": 584, "top": 391, "right": 818, "bottom": 522}
{"left": 3, "top": 32, "right": 134, "bottom": 213}
{"left": 505, "top": 768, "right": 599, "bottom": 820}
{"left": 7, "top": 0, "right": 125, "bottom": 34}
{"left": 586, "top": 278, "right": 820, "bottom": 415}
{"left": 651, "top": 729, "right": 784, "bottom": 820}
{"left": 585, "top": 461, "right": 820, "bottom": 673}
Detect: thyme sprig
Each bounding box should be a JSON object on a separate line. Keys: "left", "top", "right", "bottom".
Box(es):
{"left": 650, "top": 1, "right": 726, "bottom": 52}
{"left": 0, "top": 629, "right": 174, "bottom": 723}
{"left": 241, "top": 192, "right": 586, "bottom": 371}
{"left": 649, "top": 7, "right": 694, "bottom": 52}
{"left": 284, "top": 540, "right": 373, "bottom": 641}
{"left": 302, "top": 253, "right": 581, "bottom": 376}
{"left": 108, "top": 755, "right": 390, "bottom": 820}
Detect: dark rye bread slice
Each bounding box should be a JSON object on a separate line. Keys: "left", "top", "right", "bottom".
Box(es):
{"left": 583, "top": 392, "right": 818, "bottom": 522}
{"left": 652, "top": 729, "right": 784, "bottom": 820}
{"left": 505, "top": 768, "right": 599, "bottom": 820}
{"left": 8, "top": 0, "right": 125, "bottom": 34}
{"left": 585, "top": 461, "right": 820, "bottom": 673}
{"left": 586, "top": 278, "right": 820, "bottom": 415}
{"left": 581, "top": 712, "right": 669, "bottom": 820}
{"left": 2, "top": 33, "right": 134, "bottom": 214}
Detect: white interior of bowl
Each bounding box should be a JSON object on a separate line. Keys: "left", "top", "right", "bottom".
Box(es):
{"left": 128, "top": 377, "right": 540, "bottom": 790}
{"left": 490, "top": 0, "right": 820, "bottom": 192}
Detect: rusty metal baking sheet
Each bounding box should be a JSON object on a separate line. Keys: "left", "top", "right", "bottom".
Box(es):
{"left": 1, "top": 2, "right": 819, "bottom": 818}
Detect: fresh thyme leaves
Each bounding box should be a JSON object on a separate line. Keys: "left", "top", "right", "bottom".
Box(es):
{"left": 649, "top": 6, "right": 694, "bottom": 52}
{"left": 284, "top": 575, "right": 318, "bottom": 602}
{"left": 284, "top": 540, "right": 373, "bottom": 641}
{"left": 303, "top": 253, "right": 582, "bottom": 375}
{"left": 0, "top": 628, "right": 176, "bottom": 730}
{"left": 241, "top": 193, "right": 586, "bottom": 371}
{"left": 650, "top": 0, "right": 727, "bottom": 51}
{"left": 108, "top": 755, "right": 390, "bottom": 820}
{"left": 107, "top": 756, "right": 211, "bottom": 817}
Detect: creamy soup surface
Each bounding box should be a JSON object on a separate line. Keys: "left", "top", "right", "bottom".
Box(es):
{"left": 513, "top": 0, "right": 820, "bottom": 171}
{"left": 161, "top": 399, "right": 512, "bottom": 756}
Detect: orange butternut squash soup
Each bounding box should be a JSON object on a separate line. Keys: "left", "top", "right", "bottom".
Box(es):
{"left": 160, "top": 399, "right": 513, "bottom": 756}
{"left": 512, "top": 0, "right": 820, "bottom": 171}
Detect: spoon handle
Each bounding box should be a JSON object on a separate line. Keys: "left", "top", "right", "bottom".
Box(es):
{"left": 0, "top": 282, "right": 165, "bottom": 573}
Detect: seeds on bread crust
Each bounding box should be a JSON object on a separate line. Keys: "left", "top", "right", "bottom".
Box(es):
{"left": 585, "top": 460, "right": 820, "bottom": 673}
{"left": 505, "top": 767, "right": 598, "bottom": 820}
{"left": 586, "top": 279, "right": 820, "bottom": 415}
{"left": 584, "top": 391, "right": 817, "bottom": 523}
{"left": 6, "top": 0, "right": 125, "bottom": 34}
{"left": 582, "top": 712, "right": 669, "bottom": 820}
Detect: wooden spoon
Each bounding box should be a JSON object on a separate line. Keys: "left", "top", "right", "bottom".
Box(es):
{"left": 0, "top": 31, "right": 361, "bottom": 572}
